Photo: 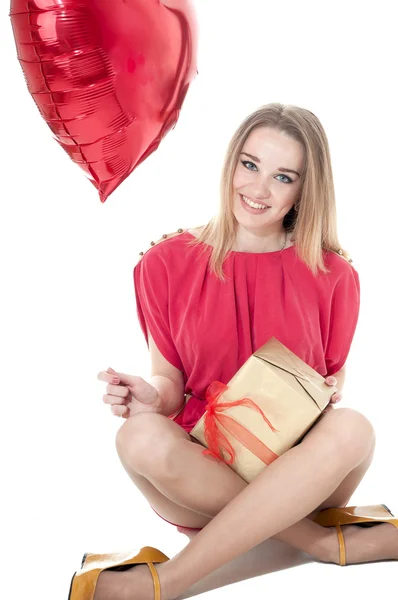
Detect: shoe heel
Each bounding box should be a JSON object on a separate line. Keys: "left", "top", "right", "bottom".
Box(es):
{"left": 381, "top": 503, "right": 394, "bottom": 517}
{"left": 80, "top": 553, "right": 88, "bottom": 569}
{"left": 312, "top": 504, "right": 398, "bottom": 529}
{"left": 68, "top": 547, "right": 169, "bottom": 600}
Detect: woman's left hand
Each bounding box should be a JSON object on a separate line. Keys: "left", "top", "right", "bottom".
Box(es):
{"left": 325, "top": 375, "right": 342, "bottom": 404}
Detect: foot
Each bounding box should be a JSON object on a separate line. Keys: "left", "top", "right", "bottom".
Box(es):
{"left": 328, "top": 522, "right": 398, "bottom": 565}
{"left": 93, "top": 563, "right": 168, "bottom": 600}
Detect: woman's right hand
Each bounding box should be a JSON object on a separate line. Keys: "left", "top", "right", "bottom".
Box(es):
{"left": 97, "top": 367, "right": 162, "bottom": 418}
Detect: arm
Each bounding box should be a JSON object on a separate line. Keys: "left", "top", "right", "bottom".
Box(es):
{"left": 148, "top": 332, "right": 186, "bottom": 417}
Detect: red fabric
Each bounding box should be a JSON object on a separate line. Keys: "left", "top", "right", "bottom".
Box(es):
{"left": 133, "top": 232, "right": 360, "bottom": 434}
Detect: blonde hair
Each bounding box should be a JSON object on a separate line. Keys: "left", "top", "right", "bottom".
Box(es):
{"left": 187, "top": 102, "right": 351, "bottom": 281}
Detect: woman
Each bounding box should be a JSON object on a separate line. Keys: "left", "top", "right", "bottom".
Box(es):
{"left": 71, "top": 104, "right": 398, "bottom": 600}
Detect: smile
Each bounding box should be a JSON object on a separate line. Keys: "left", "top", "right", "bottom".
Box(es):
{"left": 240, "top": 194, "right": 270, "bottom": 210}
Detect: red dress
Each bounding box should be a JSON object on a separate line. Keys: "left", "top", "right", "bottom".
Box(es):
{"left": 133, "top": 231, "right": 360, "bottom": 435}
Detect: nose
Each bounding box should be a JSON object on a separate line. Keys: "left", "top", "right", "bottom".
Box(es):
{"left": 251, "top": 178, "right": 272, "bottom": 200}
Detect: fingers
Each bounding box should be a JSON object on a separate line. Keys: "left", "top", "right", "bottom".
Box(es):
{"left": 330, "top": 392, "right": 343, "bottom": 404}
{"left": 102, "top": 392, "right": 128, "bottom": 405}
{"left": 97, "top": 369, "right": 120, "bottom": 385}
{"left": 105, "top": 383, "right": 129, "bottom": 397}
{"left": 97, "top": 369, "right": 142, "bottom": 388}
{"left": 325, "top": 376, "right": 342, "bottom": 403}
{"left": 111, "top": 404, "right": 129, "bottom": 418}
{"left": 98, "top": 368, "right": 131, "bottom": 418}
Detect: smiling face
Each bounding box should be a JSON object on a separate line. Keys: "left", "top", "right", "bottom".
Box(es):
{"left": 232, "top": 127, "right": 305, "bottom": 233}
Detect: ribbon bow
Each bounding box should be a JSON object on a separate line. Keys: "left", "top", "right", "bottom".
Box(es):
{"left": 201, "top": 381, "right": 280, "bottom": 466}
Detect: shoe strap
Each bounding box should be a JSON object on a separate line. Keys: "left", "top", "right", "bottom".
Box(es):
{"left": 336, "top": 524, "right": 346, "bottom": 566}
{"left": 147, "top": 562, "right": 161, "bottom": 600}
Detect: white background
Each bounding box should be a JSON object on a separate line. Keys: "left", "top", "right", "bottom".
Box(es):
{"left": 1, "top": 1, "right": 397, "bottom": 598}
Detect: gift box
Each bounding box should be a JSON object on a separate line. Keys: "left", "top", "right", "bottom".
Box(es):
{"left": 190, "top": 337, "right": 336, "bottom": 483}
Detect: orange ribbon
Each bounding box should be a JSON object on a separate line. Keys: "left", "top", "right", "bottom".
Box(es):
{"left": 201, "top": 381, "right": 280, "bottom": 466}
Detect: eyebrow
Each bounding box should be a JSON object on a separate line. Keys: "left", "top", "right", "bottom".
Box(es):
{"left": 240, "top": 152, "right": 301, "bottom": 178}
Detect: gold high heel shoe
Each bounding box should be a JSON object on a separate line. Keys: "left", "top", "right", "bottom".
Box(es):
{"left": 67, "top": 546, "right": 170, "bottom": 600}
{"left": 311, "top": 504, "right": 398, "bottom": 566}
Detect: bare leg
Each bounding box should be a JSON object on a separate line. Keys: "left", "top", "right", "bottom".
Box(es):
{"left": 115, "top": 408, "right": 375, "bottom": 558}
{"left": 91, "top": 408, "right": 398, "bottom": 600}
{"left": 154, "top": 409, "right": 377, "bottom": 599}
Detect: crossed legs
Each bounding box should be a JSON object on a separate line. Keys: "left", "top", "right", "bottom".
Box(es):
{"left": 115, "top": 407, "right": 376, "bottom": 568}
{"left": 88, "top": 406, "right": 398, "bottom": 600}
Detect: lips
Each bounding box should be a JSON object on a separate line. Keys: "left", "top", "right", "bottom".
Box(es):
{"left": 240, "top": 194, "right": 271, "bottom": 208}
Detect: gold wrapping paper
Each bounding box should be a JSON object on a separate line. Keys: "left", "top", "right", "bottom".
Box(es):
{"left": 190, "top": 337, "right": 337, "bottom": 483}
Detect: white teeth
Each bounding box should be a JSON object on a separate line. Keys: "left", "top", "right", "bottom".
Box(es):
{"left": 242, "top": 195, "right": 269, "bottom": 210}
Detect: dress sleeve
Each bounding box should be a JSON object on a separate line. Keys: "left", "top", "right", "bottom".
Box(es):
{"left": 324, "top": 266, "right": 360, "bottom": 376}
{"left": 133, "top": 250, "right": 183, "bottom": 372}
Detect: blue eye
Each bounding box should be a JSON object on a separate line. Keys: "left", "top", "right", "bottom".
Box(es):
{"left": 240, "top": 161, "right": 293, "bottom": 183}
{"left": 276, "top": 174, "right": 293, "bottom": 184}
{"left": 241, "top": 160, "right": 257, "bottom": 171}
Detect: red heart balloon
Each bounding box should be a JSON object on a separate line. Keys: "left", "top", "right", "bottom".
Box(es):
{"left": 9, "top": 0, "right": 198, "bottom": 202}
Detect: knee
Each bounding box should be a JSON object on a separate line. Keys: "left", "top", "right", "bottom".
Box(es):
{"left": 115, "top": 412, "right": 177, "bottom": 475}
{"left": 325, "top": 407, "right": 376, "bottom": 462}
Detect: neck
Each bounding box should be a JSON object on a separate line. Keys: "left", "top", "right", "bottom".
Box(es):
{"left": 233, "top": 227, "right": 289, "bottom": 253}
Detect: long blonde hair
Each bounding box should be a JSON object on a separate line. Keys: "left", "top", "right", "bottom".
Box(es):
{"left": 187, "top": 102, "right": 351, "bottom": 281}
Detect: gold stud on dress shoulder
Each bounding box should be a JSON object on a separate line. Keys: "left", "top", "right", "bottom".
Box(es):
{"left": 177, "top": 228, "right": 183, "bottom": 233}
{"left": 150, "top": 241, "right": 155, "bottom": 246}
{"left": 139, "top": 251, "right": 144, "bottom": 256}
{"left": 162, "top": 234, "right": 167, "bottom": 238}
{"left": 338, "top": 249, "right": 343, "bottom": 255}
{"left": 349, "top": 258, "right": 353, "bottom": 263}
